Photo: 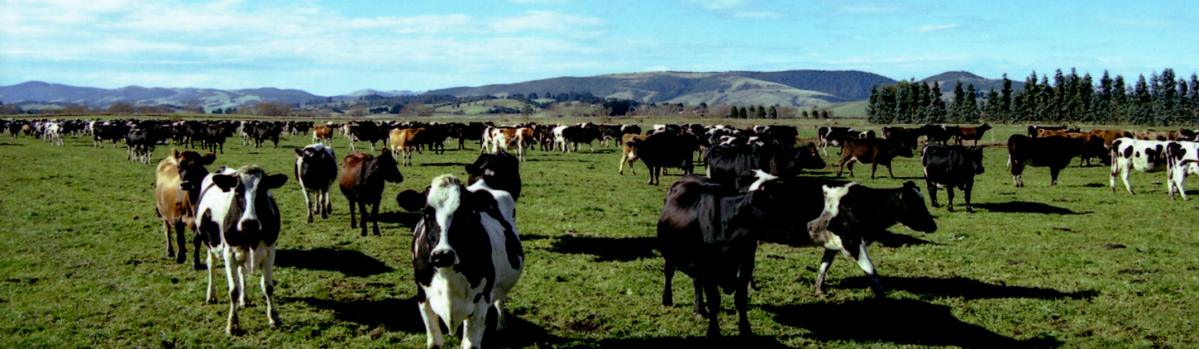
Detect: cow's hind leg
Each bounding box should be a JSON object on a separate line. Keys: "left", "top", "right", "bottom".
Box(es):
{"left": 704, "top": 283, "right": 721, "bottom": 337}
{"left": 358, "top": 202, "right": 369, "bottom": 236}
{"left": 348, "top": 199, "right": 358, "bottom": 229}
{"left": 192, "top": 233, "right": 206, "bottom": 270}
{"left": 173, "top": 223, "right": 187, "bottom": 264}
{"left": 692, "top": 278, "right": 707, "bottom": 317}
{"left": 303, "top": 189, "right": 315, "bottom": 223}
{"left": 814, "top": 249, "right": 838, "bottom": 295}
{"left": 662, "top": 263, "right": 674, "bottom": 307}
{"left": 964, "top": 183, "right": 975, "bottom": 213}
{"left": 844, "top": 242, "right": 884, "bottom": 296}
{"left": 163, "top": 221, "right": 176, "bottom": 259}
{"left": 370, "top": 200, "right": 382, "bottom": 236}
{"left": 493, "top": 295, "right": 509, "bottom": 331}
{"left": 946, "top": 187, "right": 956, "bottom": 212}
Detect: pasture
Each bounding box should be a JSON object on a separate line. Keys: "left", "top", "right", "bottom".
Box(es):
{"left": 2, "top": 120, "right": 1198, "bottom": 348}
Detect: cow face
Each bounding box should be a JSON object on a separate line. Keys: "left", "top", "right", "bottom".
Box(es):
{"left": 211, "top": 166, "right": 287, "bottom": 234}
{"left": 969, "top": 147, "right": 986, "bottom": 175}
{"left": 175, "top": 149, "right": 216, "bottom": 192}
{"left": 896, "top": 182, "right": 937, "bottom": 232}
{"left": 373, "top": 149, "right": 404, "bottom": 183}
{"left": 415, "top": 175, "right": 498, "bottom": 269}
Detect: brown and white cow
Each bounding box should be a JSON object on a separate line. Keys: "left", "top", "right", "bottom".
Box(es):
{"left": 486, "top": 127, "right": 531, "bottom": 161}
{"left": 835, "top": 138, "right": 914, "bottom": 179}
{"left": 312, "top": 125, "right": 334, "bottom": 147}
{"left": 154, "top": 149, "right": 216, "bottom": 269}
{"left": 618, "top": 133, "right": 650, "bottom": 175}
{"left": 339, "top": 149, "right": 404, "bottom": 236}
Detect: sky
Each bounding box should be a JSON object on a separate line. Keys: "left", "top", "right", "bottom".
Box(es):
{"left": 2, "top": 0, "right": 1196, "bottom": 96}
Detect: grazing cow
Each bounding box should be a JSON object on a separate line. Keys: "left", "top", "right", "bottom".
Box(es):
{"left": 836, "top": 138, "right": 914, "bottom": 179}
{"left": 1109, "top": 138, "right": 1171, "bottom": 195}
{"left": 466, "top": 150, "right": 523, "bottom": 202}
{"left": 921, "top": 145, "right": 985, "bottom": 212}
{"left": 346, "top": 121, "right": 384, "bottom": 152}
{"left": 919, "top": 124, "right": 959, "bottom": 144}
{"left": 195, "top": 165, "right": 287, "bottom": 335}
{"left": 404, "top": 175, "right": 523, "bottom": 349}
{"left": 388, "top": 128, "right": 425, "bottom": 166}
{"left": 806, "top": 181, "right": 937, "bottom": 295}
{"left": 1136, "top": 129, "right": 1179, "bottom": 142}
{"left": 1028, "top": 125, "right": 1072, "bottom": 138}
{"left": 339, "top": 149, "right": 404, "bottom": 236}
{"left": 154, "top": 149, "right": 217, "bottom": 268}
{"left": 1006, "top": 134, "right": 1090, "bottom": 187}
{"left": 954, "top": 124, "right": 991, "bottom": 146}
{"left": 631, "top": 132, "right": 697, "bottom": 185}
{"left": 312, "top": 125, "right": 334, "bottom": 146}
{"left": 705, "top": 143, "right": 825, "bottom": 189}
{"left": 1166, "top": 141, "right": 1199, "bottom": 200}
{"left": 816, "top": 126, "right": 852, "bottom": 156}
{"left": 618, "top": 133, "right": 650, "bottom": 175}
{"left": 882, "top": 126, "right": 922, "bottom": 150}
{"left": 295, "top": 144, "right": 338, "bottom": 223}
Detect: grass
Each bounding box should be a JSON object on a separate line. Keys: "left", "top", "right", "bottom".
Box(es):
{"left": 2, "top": 121, "right": 1199, "bottom": 348}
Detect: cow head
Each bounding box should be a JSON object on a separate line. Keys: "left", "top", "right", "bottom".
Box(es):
{"left": 968, "top": 146, "right": 986, "bottom": 175}
{"left": 466, "top": 150, "right": 521, "bottom": 200}
{"left": 210, "top": 166, "right": 287, "bottom": 234}
{"left": 295, "top": 144, "right": 334, "bottom": 161}
{"left": 895, "top": 182, "right": 937, "bottom": 232}
{"left": 414, "top": 175, "right": 500, "bottom": 268}
{"left": 373, "top": 149, "right": 404, "bottom": 184}
{"left": 174, "top": 149, "right": 216, "bottom": 192}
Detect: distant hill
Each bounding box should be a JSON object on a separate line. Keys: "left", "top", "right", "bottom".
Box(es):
{"left": 0, "top": 81, "right": 328, "bottom": 112}
{"left": 919, "top": 71, "right": 1025, "bottom": 94}
{"left": 427, "top": 70, "right": 898, "bottom": 107}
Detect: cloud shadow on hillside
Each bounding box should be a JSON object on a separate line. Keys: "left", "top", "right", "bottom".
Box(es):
{"left": 829, "top": 276, "right": 1097, "bottom": 300}
{"left": 767, "top": 298, "right": 1062, "bottom": 348}
{"left": 972, "top": 201, "right": 1086, "bottom": 215}
{"left": 276, "top": 248, "right": 394, "bottom": 276}
{"left": 549, "top": 236, "right": 657, "bottom": 262}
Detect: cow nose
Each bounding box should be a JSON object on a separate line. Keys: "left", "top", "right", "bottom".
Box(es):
{"left": 430, "top": 250, "right": 457, "bottom": 268}
{"left": 238, "top": 218, "right": 261, "bottom": 232}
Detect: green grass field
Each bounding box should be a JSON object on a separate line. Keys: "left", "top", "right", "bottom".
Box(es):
{"left": 2, "top": 121, "right": 1198, "bottom": 348}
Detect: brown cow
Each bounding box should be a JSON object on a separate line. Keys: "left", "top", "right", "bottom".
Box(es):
{"left": 1090, "top": 129, "right": 1133, "bottom": 150}
{"left": 154, "top": 149, "right": 216, "bottom": 269}
{"left": 954, "top": 124, "right": 992, "bottom": 146}
{"left": 339, "top": 149, "right": 403, "bottom": 236}
{"left": 618, "top": 133, "right": 649, "bottom": 175}
{"left": 486, "top": 127, "right": 531, "bottom": 161}
{"left": 312, "top": 125, "right": 334, "bottom": 146}
{"left": 1039, "top": 130, "right": 1109, "bottom": 166}
{"left": 836, "top": 138, "right": 914, "bottom": 179}
{"left": 387, "top": 128, "right": 425, "bottom": 166}
{"left": 1135, "top": 129, "right": 1179, "bottom": 141}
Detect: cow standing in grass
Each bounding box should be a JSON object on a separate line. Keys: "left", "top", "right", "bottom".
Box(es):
{"left": 295, "top": 144, "right": 338, "bottom": 223}
{"left": 339, "top": 149, "right": 404, "bottom": 236}
{"left": 154, "top": 149, "right": 216, "bottom": 269}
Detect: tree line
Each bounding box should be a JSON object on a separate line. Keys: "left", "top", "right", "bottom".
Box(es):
{"left": 868, "top": 68, "right": 1199, "bottom": 126}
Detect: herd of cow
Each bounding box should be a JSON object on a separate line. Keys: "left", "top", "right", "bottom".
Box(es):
{"left": 13, "top": 115, "right": 1199, "bottom": 345}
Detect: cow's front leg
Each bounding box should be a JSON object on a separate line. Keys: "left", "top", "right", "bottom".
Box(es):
{"left": 814, "top": 249, "right": 838, "bottom": 295}
{"left": 661, "top": 263, "right": 674, "bottom": 307}
{"left": 844, "top": 242, "right": 884, "bottom": 296}
{"left": 358, "top": 202, "right": 369, "bottom": 236}
{"left": 261, "top": 246, "right": 278, "bottom": 330}
{"left": 461, "top": 302, "right": 489, "bottom": 349}
{"left": 163, "top": 222, "right": 176, "bottom": 259}
{"left": 692, "top": 278, "right": 706, "bottom": 317}
{"left": 926, "top": 183, "right": 940, "bottom": 208}
{"left": 704, "top": 284, "right": 721, "bottom": 337}
{"left": 417, "top": 298, "right": 444, "bottom": 349}
{"left": 205, "top": 249, "right": 219, "bottom": 304}
{"left": 370, "top": 200, "right": 382, "bottom": 236}
{"left": 946, "top": 187, "right": 956, "bottom": 212}
{"left": 223, "top": 251, "right": 241, "bottom": 335}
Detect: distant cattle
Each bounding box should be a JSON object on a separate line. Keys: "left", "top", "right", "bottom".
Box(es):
{"left": 1109, "top": 138, "right": 1171, "bottom": 196}
{"left": 1028, "top": 125, "right": 1075, "bottom": 138}
{"left": 125, "top": 128, "right": 157, "bottom": 164}
{"left": 618, "top": 133, "right": 650, "bottom": 175}
{"left": 154, "top": 149, "right": 216, "bottom": 268}
{"left": 339, "top": 149, "right": 404, "bottom": 236}
{"left": 295, "top": 144, "right": 338, "bottom": 223}
{"left": 758, "top": 125, "right": 799, "bottom": 148}
{"left": 195, "top": 165, "right": 287, "bottom": 335}
{"left": 466, "top": 150, "right": 522, "bottom": 202}
{"left": 345, "top": 121, "right": 384, "bottom": 152}
{"left": 454, "top": 122, "right": 491, "bottom": 150}
{"left": 252, "top": 123, "right": 282, "bottom": 148}
{"left": 1038, "top": 130, "right": 1110, "bottom": 166}
{"left": 1006, "top": 134, "right": 1091, "bottom": 187}
{"left": 835, "top": 138, "right": 914, "bottom": 179}
{"left": 388, "top": 128, "right": 425, "bottom": 166}
{"left": 312, "top": 125, "right": 334, "bottom": 146}
{"left": 485, "top": 127, "right": 532, "bottom": 162}
{"left": 954, "top": 124, "right": 991, "bottom": 146}
{"left": 1135, "top": 129, "right": 1180, "bottom": 142}
{"left": 816, "top": 126, "right": 852, "bottom": 156}
{"left": 919, "top": 124, "right": 959, "bottom": 144}
{"left": 921, "top": 144, "right": 985, "bottom": 212}
{"left": 630, "top": 132, "right": 697, "bottom": 185}
{"left": 1090, "top": 129, "right": 1134, "bottom": 150}
{"left": 806, "top": 181, "right": 937, "bottom": 295}
{"left": 554, "top": 123, "right": 600, "bottom": 153}
{"left": 705, "top": 142, "right": 825, "bottom": 189}
{"left": 1166, "top": 141, "right": 1199, "bottom": 200}
{"left": 882, "top": 126, "right": 922, "bottom": 150}
{"left": 405, "top": 175, "right": 523, "bottom": 349}
{"left": 621, "top": 124, "right": 642, "bottom": 136}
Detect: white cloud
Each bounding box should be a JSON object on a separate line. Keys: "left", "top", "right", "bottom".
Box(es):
{"left": 733, "top": 11, "right": 784, "bottom": 19}
{"left": 916, "top": 24, "right": 959, "bottom": 33}
{"left": 837, "top": 5, "right": 899, "bottom": 14}
{"left": 490, "top": 11, "right": 604, "bottom": 34}
{"left": 689, "top": 0, "right": 758, "bottom": 11}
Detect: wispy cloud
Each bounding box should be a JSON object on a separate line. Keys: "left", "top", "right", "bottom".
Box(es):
{"left": 838, "top": 5, "right": 899, "bottom": 14}
{"left": 689, "top": 0, "right": 760, "bottom": 11}
{"left": 733, "top": 11, "right": 784, "bottom": 19}
{"left": 916, "top": 24, "right": 959, "bottom": 33}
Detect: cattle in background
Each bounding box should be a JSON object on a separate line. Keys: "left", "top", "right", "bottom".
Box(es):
{"left": 1109, "top": 138, "right": 1171, "bottom": 195}
{"left": 453, "top": 122, "right": 490, "bottom": 150}
{"left": 835, "top": 138, "right": 914, "bottom": 179}
{"left": 954, "top": 124, "right": 991, "bottom": 146}
{"left": 398, "top": 175, "right": 523, "bottom": 349}
{"left": 1136, "top": 129, "right": 1180, "bottom": 142}
{"left": 312, "top": 125, "right": 334, "bottom": 146}
{"left": 1006, "top": 134, "right": 1089, "bottom": 187}
{"left": 882, "top": 126, "right": 922, "bottom": 150}
{"left": 388, "top": 128, "right": 426, "bottom": 166}
{"left": 1166, "top": 141, "right": 1199, "bottom": 200}
{"left": 763, "top": 125, "right": 799, "bottom": 148}
{"left": 93, "top": 122, "right": 130, "bottom": 148}
{"left": 631, "top": 132, "right": 697, "bottom": 185}
{"left": 466, "top": 150, "right": 522, "bottom": 202}
{"left": 202, "top": 122, "right": 235, "bottom": 154}
{"left": 816, "top": 126, "right": 852, "bottom": 156}
{"left": 705, "top": 143, "right": 825, "bottom": 189}
{"left": 155, "top": 149, "right": 216, "bottom": 268}
{"left": 195, "top": 165, "right": 287, "bottom": 335}
{"left": 595, "top": 124, "right": 622, "bottom": 147}
{"left": 652, "top": 124, "right": 682, "bottom": 135}
{"left": 485, "top": 127, "right": 532, "bottom": 162}
{"left": 618, "top": 133, "right": 650, "bottom": 175}
{"left": 339, "top": 149, "right": 403, "bottom": 236}
{"left": 554, "top": 123, "right": 600, "bottom": 153}
{"left": 621, "top": 124, "right": 642, "bottom": 136}
{"left": 1039, "top": 129, "right": 1110, "bottom": 166}
{"left": 1090, "top": 129, "right": 1134, "bottom": 150}
{"left": 806, "top": 181, "right": 937, "bottom": 295}
{"left": 43, "top": 122, "right": 64, "bottom": 146}
{"left": 1179, "top": 129, "right": 1199, "bottom": 142}
{"left": 295, "top": 144, "right": 338, "bottom": 223}
{"left": 252, "top": 122, "right": 283, "bottom": 148}
{"left": 919, "top": 124, "right": 959, "bottom": 144}
{"left": 125, "top": 128, "right": 156, "bottom": 164}
{"left": 921, "top": 145, "right": 984, "bottom": 212}
{"left": 1028, "top": 125, "right": 1075, "bottom": 138}
{"left": 415, "top": 123, "right": 449, "bottom": 154}
{"left": 345, "top": 121, "right": 384, "bottom": 152}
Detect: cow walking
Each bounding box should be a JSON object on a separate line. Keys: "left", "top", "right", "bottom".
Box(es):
{"left": 295, "top": 144, "right": 338, "bottom": 222}
{"left": 339, "top": 149, "right": 403, "bottom": 236}
{"left": 154, "top": 149, "right": 216, "bottom": 268}
{"left": 921, "top": 144, "right": 984, "bottom": 212}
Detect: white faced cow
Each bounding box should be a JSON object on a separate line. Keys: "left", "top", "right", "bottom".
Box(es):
{"left": 1109, "top": 137, "right": 1172, "bottom": 195}
{"left": 195, "top": 165, "right": 288, "bottom": 335}
{"left": 1166, "top": 141, "right": 1199, "bottom": 200}
{"left": 295, "top": 144, "right": 338, "bottom": 222}
{"left": 404, "top": 174, "right": 523, "bottom": 349}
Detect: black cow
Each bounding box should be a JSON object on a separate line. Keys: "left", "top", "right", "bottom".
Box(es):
{"left": 125, "top": 128, "right": 156, "bottom": 164}
{"left": 561, "top": 123, "right": 601, "bottom": 152}
{"left": 631, "top": 132, "right": 698, "bottom": 185}
{"left": 621, "top": 124, "right": 642, "bottom": 135}
{"left": 346, "top": 121, "right": 384, "bottom": 152}
{"left": 921, "top": 144, "right": 985, "bottom": 212}
{"left": 252, "top": 123, "right": 282, "bottom": 148}
{"left": 705, "top": 143, "right": 825, "bottom": 189}
{"left": 919, "top": 124, "right": 959, "bottom": 144}
{"left": 295, "top": 144, "right": 338, "bottom": 223}
{"left": 763, "top": 125, "right": 799, "bottom": 148}
{"left": 882, "top": 126, "right": 922, "bottom": 150}
{"left": 1006, "top": 134, "right": 1089, "bottom": 187}
{"left": 465, "top": 150, "right": 522, "bottom": 202}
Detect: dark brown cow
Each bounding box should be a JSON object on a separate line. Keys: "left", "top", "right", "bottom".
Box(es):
{"left": 338, "top": 149, "right": 403, "bottom": 236}
{"left": 836, "top": 138, "right": 914, "bottom": 179}
{"left": 954, "top": 124, "right": 991, "bottom": 146}
{"left": 1039, "top": 129, "right": 1109, "bottom": 166}
{"left": 1006, "top": 134, "right": 1090, "bottom": 187}
{"left": 154, "top": 149, "right": 216, "bottom": 269}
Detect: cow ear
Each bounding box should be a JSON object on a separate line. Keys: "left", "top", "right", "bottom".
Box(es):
{"left": 172, "top": 148, "right": 180, "bottom": 159}
{"left": 396, "top": 189, "right": 427, "bottom": 212}
{"left": 295, "top": 148, "right": 304, "bottom": 158}
{"left": 212, "top": 173, "right": 239, "bottom": 192}
{"left": 263, "top": 174, "right": 288, "bottom": 189}
{"left": 465, "top": 163, "right": 480, "bottom": 175}
{"left": 200, "top": 153, "right": 217, "bottom": 165}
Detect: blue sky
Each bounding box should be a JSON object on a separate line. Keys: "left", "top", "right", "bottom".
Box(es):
{"left": 2, "top": 0, "right": 1195, "bottom": 96}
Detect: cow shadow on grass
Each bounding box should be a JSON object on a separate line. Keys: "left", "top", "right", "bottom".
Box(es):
{"left": 829, "top": 276, "right": 1097, "bottom": 301}
{"left": 275, "top": 248, "right": 394, "bottom": 277}
{"left": 594, "top": 335, "right": 790, "bottom": 348}
{"left": 872, "top": 230, "right": 941, "bottom": 248}
{"left": 972, "top": 201, "right": 1087, "bottom": 215}
{"left": 767, "top": 298, "right": 1062, "bottom": 349}
{"left": 0, "top": 142, "right": 21, "bottom": 146}
{"left": 293, "top": 296, "right": 565, "bottom": 348}
{"left": 549, "top": 236, "right": 657, "bottom": 262}
{"left": 373, "top": 211, "right": 422, "bottom": 227}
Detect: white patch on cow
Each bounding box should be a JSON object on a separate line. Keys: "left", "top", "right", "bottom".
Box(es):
{"left": 747, "top": 170, "right": 778, "bottom": 191}
{"left": 810, "top": 183, "right": 856, "bottom": 249}
{"left": 426, "top": 174, "right": 463, "bottom": 264}
{"left": 236, "top": 170, "right": 263, "bottom": 232}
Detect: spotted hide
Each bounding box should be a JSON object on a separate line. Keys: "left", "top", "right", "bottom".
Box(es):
{"left": 1109, "top": 138, "right": 1171, "bottom": 195}
{"left": 295, "top": 144, "right": 338, "bottom": 223}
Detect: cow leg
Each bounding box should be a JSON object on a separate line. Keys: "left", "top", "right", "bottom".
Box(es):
{"left": 370, "top": 200, "right": 382, "bottom": 236}
{"left": 814, "top": 249, "right": 838, "bottom": 295}
{"left": 736, "top": 265, "right": 754, "bottom": 336}
{"left": 847, "top": 161, "right": 855, "bottom": 177}
{"left": 174, "top": 223, "right": 188, "bottom": 264}
{"left": 870, "top": 162, "right": 878, "bottom": 179}
{"left": 926, "top": 183, "right": 940, "bottom": 208}
{"left": 964, "top": 183, "right": 975, "bottom": 213}
{"left": 662, "top": 263, "right": 675, "bottom": 306}
{"left": 618, "top": 155, "right": 627, "bottom": 175}
{"left": 223, "top": 250, "right": 241, "bottom": 335}
{"left": 1050, "top": 167, "right": 1062, "bottom": 187}
{"left": 260, "top": 246, "right": 278, "bottom": 330}
{"left": 303, "top": 189, "right": 315, "bottom": 223}
{"left": 348, "top": 199, "right": 358, "bottom": 229}
{"left": 844, "top": 242, "right": 884, "bottom": 296}
{"left": 358, "top": 202, "right": 369, "bottom": 236}
{"left": 321, "top": 191, "right": 331, "bottom": 219}
{"left": 163, "top": 221, "right": 176, "bottom": 259}
{"left": 1122, "top": 166, "right": 1134, "bottom": 194}
{"left": 418, "top": 299, "right": 445, "bottom": 349}
{"left": 462, "top": 303, "right": 489, "bottom": 348}
{"left": 946, "top": 187, "right": 956, "bottom": 212}
{"left": 205, "top": 249, "right": 219, "bottom": 304}
{"left": 493, "top": 294, "right": 509, "bottom": 331}
{"left": 704, "top": 283, "right": 721, "bottom": 337}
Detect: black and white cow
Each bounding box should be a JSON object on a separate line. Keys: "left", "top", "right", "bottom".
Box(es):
{"left": 195, "top": 165, "right": 288, "bottom": 335}
{"left": 295, "top": 144, "right": 338, "bottom": 223}
{"left": 1167, "top": 141, "right": 1199, "bottom": 200}
{"left": 806, "top": 181, "right": 938, "bottom": 295}
{"left": 705, "top": 142, "right": 825, "bottom": 190}
{"left": 1109, "top": 137, "right": 1172, "bottom": 195}
{"left": 405, "top": 175, "right": 523, "bottom": 349}
{"left": 921, "top": 144, "right": 985, "bottom": 212}
{"left": 817, "top": 126, "right": 852, "bottom": 156}
{"left": 466, "top": 150, "right": 522, "bottom": 202}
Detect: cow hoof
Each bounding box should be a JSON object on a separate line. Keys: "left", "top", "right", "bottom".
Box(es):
{"left": 193, "top": 263, "right": 207, "bottom": 271}
{"left": 306, "top": 217, "right": 313, "bottom": 223}
{"left": 204, "top": 298, "right": 218, "bottom": 305}
{"left": 947, "top": 206, "right": 954, "bottom": 212}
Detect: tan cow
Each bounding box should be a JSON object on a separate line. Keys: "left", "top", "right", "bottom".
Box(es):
{"left": 388, "top": 128, "right": 425, "bottom": 166}
{"left": 154, "top": 149, "right": 216, "bottom": 269}
{"left": 618, "top": 133, "right": 649, "bottom": 175}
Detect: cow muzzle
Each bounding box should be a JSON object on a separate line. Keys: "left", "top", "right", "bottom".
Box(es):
{"left": 238, "top": 218, "right": 262, "bottom": 233}
{"left": 430, "top": 249, "right": 457, "bottom": 268}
